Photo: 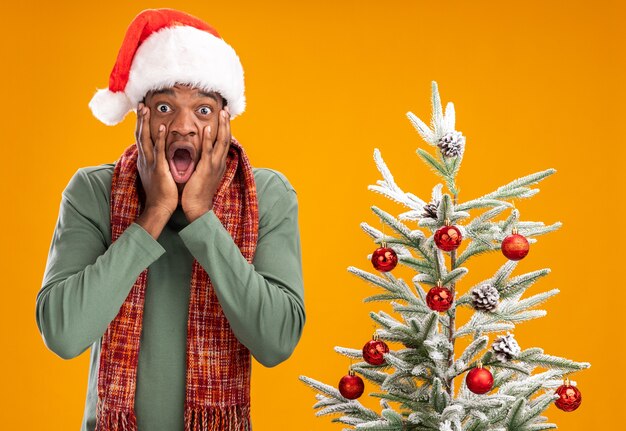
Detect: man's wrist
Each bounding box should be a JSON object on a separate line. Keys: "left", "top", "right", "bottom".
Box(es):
{"left": 135, "top": 206, "right": 173, "bottom": 239}
{"left": 184, "top": 205, "right": 212, "bottom": 223}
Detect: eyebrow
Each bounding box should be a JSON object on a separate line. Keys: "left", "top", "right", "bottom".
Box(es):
{"left": 151, "top": 88, "right": 218, "bottom": 101}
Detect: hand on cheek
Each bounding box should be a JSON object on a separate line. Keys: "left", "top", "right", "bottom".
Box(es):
{"left": 135, "top": 103, "right": 178, "bottom": 216}
{"left": 181, "top": 107, "right": 231, "bottom": 223}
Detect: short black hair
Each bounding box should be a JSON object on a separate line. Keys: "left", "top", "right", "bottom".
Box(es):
{"left": 142, "top": 84, "right": 227, "bottom": 107}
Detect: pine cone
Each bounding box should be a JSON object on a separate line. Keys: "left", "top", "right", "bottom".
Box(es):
{"left": 492, "top": 332, "right": 521, "bottom": 362}
{"left": 471, "top": 284, "right": 499, "bottom": 312}
{"left": 422, "top": 201, "right": 439, "bottom": 219}
{"left": 437, "top": 131, "right": 465, "bottom": 158}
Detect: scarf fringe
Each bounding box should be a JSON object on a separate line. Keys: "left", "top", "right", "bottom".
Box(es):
{"left": 184, "top": 405, "right": 251, "bottom": 431}
{"left": 95, "top": 403, "right": 138, "bottom": 431}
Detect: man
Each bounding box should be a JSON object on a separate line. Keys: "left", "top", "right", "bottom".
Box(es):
{"left": 35, "top": 8, "right": 304, "bottom": 431}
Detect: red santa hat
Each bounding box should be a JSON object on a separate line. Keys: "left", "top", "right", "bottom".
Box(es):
{"left": 89, "top": 8, "right": 245, "bottom": 125}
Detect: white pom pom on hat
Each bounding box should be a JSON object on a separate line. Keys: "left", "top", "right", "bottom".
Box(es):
{"left": 89, "top": 89, "right": 134, "bottom": 126}
{"left": 89, "top": 8, "right": 245, "bottom": 126}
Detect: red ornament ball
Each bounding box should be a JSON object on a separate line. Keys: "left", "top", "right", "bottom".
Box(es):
{"left": 434, "top": 225, "right": 463, "bottom": 251}
{"left": 466, "top": 366, "right": 494, "bottom": 394}
{"left": 555, "top": 383, "right": 582, "bottom": 412}
{"left": 426, "top": 286, "right": 454, "bottom": 312}
{"left": 371, "top": 246, "right": 398, "bottom": 272}
{"left": 501, "top": 233, "right": 530, "bottom": 261}
{"left": 338, "top": 371, "right": 364, "bottom": 399}
{"left": 362, "top": 339, "right": 389, "bottom": 366}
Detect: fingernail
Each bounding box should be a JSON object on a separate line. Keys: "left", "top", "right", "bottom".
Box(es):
{"left": 159, "top": 124, "right": 165, "bottom": 132}
{"left": 225, "top": 106, "right": 230, "bottom": 114}
{"left": 221, "top": 110, "right": 226, "bottom": 118}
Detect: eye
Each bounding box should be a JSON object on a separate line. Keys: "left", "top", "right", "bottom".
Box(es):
{"left": 198, "top": 106, "right": 212, "bottom": 115}
{"left": 156, "top": 103, "right": 171, "bottom": 113}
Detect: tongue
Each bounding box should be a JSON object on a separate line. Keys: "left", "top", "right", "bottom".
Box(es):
{"left": 173, "top": 149, "right": 192, "bottom": 171}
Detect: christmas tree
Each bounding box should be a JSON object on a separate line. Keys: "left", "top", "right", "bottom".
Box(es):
{"left": 299, "top": 82, "right": 590, "bottom": 431}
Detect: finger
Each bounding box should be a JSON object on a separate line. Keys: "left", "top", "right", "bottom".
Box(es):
{"left": 135, "top": 103, "right": 145, "bottom": 159}
{"left": 221, "top": 108, "right": 232, "bottom": 164}
{"left": 202, "top": 124, "right": 213, "bottom": 155}
{"left": 134, "top": 102, "right": 144, "bottom": 142}
{"left": 214, "top": 108, "right": 231, "bottom": 164}
{"left": 155, "top": 124, "right": 167, "bottom": 167}
{"left": 140, "top": 106, "right": 153, "bottom": 164}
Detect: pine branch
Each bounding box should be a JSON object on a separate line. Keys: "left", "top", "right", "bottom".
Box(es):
{"left": 512, "top": 222, "right": 562, "bottom": 239}
{"left": 369, "top": 311, "right": 406, "bottom": 331}
{"left": 370, "top": 392, "right": 420, "bottom": 410}
{"left": 348, "top": 266, "right": 395, "bottom": 290}
{"left": 353, "top": 367, "right": 389, "bottom": 386}
{"left": 369, "top": 149, "right": 427, "bottom": 212}
{"left": 392, "top": 302, "right": 431, "bottom": 318}
{"left": 383, "top": 351, "right": 414, "bottom": 371}
{"left": 360, "top": 225, "right": 411, "bottom": 262}
{"left": 417, "top": 312, "right": 439, "bottom": 344}
{"left": 318, "top": 403, "right": 375, "bottom": 418}
{"left": 381, "top": 369, "right": 418, "bottom": 394}
{"left": 431, "top": 81, "right": 444, "bottom": 138}
{"left": 459, "top": 336, "right": 489, "bottom": 366}
{"left": 492, "top": 261, "right": 519, "bottom": 290}
{"left": 371, "top": 206, "right": 413, "bottom": 240}
{"left": 524, "top": 423, "right": 557, "bottom": 431}
{"left": 468, "top": 205, "right": 510, "bottom": 227}
{"left": 334, "top": 346, "right": 364, "bottom": 359}
{"left": 300, "top": 374, "right": 384, "bottom": 425}
{"left": 355, "top": 419, "right": 404, "bottom": 430}
{"left": 456, "top": 198, "right": 513, "bottom": 212}
{"left": 456, "top": 242, "right": 497, "bottom": 266}
{"left": 502, "top": 289, "right": 559, "bottom": 314}
{"left": 406, "top": 111, "right": 436, "bottom": 145}
{"left": 411, "top": 277, "right": 429, "bottom": 303}
{"left": 494, "top": 309, "right": 547, "bottom": 324}
{"left": 517, "top": 348, "right": 591, "bottom": 372}
{"left": 314, "top": 394, "right": 339, "bottom": 409}
{"left": 498, "top": 370, "right": 562, "bottom": 395}
{"left": 491, "top": 368, "right": 516, "bottom": 390}
{"left": 441, "top": 267, "right": 469, "bottom": 286}
{"left": 488, "top": 361, "right": 531, "bottom": 376}
{"left": 444, "top": 101, "right": 456, "bottom": 132}
{"left": 522, "top": 394, "right": 560, "bottom": 427}
{"left": 332, "top": 416, "right": 368, "bottom": 426}
{"left": 455, "top": 311, "right": 517, "bottom": 338}
{"left": 417, "top": 148, "right": 448, "bottom": 179}
{"left": 478, "top": 169, "right": 556, "bottom": 201}
{"left": 431, "top": 378, "right": 450, "bottom": 414}
{"left": 505, "top": 397, "right": 527, "bottom": 429}
{"left": 500, "top": 209, "right": 520, "bottom": 233}
{"left": 500, "top": 269, "right": 551, "bottom": 299}
{"left": 399, "top": 256, "right": 436, "bottom": 274}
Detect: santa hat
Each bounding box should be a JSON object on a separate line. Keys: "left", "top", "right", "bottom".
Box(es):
{"left": 89, "top": 8, "right": 245, "bottom": 125}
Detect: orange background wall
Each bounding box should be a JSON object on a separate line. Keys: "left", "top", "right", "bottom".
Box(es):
{"left": 1, "top": 1, "right": 623, "bottom": 429}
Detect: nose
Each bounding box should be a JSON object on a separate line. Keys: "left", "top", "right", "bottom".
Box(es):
{"left": 169, "top": 109, "right": 197, "bottom": 138}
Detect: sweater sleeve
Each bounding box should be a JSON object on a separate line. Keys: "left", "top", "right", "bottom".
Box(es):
{"left": 35, "top": 169, "right": 166, "bottom": 360}
{"left": 178, "top": 186, "right": 305, "bottom": 368}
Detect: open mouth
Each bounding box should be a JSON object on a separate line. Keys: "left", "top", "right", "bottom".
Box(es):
{"left": 167, "top": 143, "right": 196, "bottom": 184}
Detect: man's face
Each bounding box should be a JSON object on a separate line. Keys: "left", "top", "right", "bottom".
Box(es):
{"left": 144, "top": 84, "right": 225, "bottom": 195}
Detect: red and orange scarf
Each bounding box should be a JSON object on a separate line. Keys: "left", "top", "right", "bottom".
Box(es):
{"left": 96, "top": 139, "right": 258, "bottom": 431}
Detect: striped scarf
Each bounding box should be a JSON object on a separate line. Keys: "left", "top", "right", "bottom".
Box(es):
{"left": 96, "top": 139, "right": 258, "bottom": 431}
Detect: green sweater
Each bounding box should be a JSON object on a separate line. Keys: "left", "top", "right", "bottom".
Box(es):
{"left": 36, "top": 163, "right": 305, "bottom": 431}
